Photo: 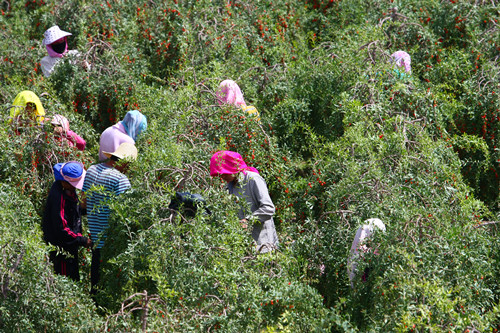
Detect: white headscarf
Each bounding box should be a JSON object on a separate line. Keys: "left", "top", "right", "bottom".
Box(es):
{"left": 347, "top": 218, "right": 386, "bottom": 287}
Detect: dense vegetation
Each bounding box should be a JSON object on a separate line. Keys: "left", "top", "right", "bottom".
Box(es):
{"left": 0, "top": 0, "right": 499, "bottom": 331}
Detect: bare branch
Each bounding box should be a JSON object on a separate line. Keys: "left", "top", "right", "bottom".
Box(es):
{"left": 318, "top": 210, "right": 354, "bottom": 222}
{"left": 474, "top": 221, "right": 500, "bottom": 228}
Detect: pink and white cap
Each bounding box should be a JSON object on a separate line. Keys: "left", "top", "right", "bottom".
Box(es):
{"left": 53, "top": 161, "right": 86, "bottom": 190}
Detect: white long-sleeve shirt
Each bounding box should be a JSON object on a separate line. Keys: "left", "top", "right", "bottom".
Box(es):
{"left": 40, "top": 50, "right": 85, "bottom": 77}
{"left": 347, "top": 219, "right": 385, "bottom": 286}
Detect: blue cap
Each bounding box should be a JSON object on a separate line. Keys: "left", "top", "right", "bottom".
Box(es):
{"left": 53, "top": 161, "right": 86, "bottom": 189}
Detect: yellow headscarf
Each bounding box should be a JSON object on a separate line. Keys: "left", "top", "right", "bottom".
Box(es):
{"left": 9, "top": 91, "right": 45, "bottom": 124}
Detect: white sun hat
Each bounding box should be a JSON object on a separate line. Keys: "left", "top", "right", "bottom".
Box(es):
{"left": 43, "top": 25, "right": 72, "bottom": 45}
{"left": 102, "top": 142, "right": 138, "bottom": 161}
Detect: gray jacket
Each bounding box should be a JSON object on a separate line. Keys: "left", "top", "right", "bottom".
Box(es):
{"left": 227, "top": 171, "right": 279, "bottom": 252}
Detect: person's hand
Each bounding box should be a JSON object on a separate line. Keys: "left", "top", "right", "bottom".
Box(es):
{"left": 240, "top": 219, "right": 248, "bottom": 229}
{"left": 80, "top": 195, "right": 87, "bottom": 210}
{"left": 85, "top": 238, "right": 93, "bottom": 248}
{"left": 359, "top": 244, "right": 369, "bottom": 253}
{"left": 53, "top": 125, "right": 63, "bottom": 136}
{"left": 83, "top": 60, "right": 91, "bottom": 71}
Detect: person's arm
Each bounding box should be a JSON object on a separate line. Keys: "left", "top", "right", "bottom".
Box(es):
{"left": 40, "top": 56, "right": 63, "bottom": 78}
{"left": 247, "top": 175, "right": 275, "bottom": 223}
{"left": 80, "top": 192, "right": 87, "bottom": 214}
{"left": 66, "top": 129, "right": 86, "bottom": 151}
{"left": 40, "top": 56, "right": 53, "bottom": 77}
{"left": 47, "top": 188, "right": 88, "bottom": 248}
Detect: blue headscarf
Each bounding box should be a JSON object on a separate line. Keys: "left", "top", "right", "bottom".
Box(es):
{"left": 120, "top": 110, "right": 147, "bottom": 141}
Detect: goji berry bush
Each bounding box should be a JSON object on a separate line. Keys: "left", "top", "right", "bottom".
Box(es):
{"left": 0, "top": 0, "right": 499, "bottom": 331}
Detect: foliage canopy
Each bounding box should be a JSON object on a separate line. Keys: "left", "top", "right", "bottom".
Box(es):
{"left": 0, "top": 0, "right": 499, "bottom": 331}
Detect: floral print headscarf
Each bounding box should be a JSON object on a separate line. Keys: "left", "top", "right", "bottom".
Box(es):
{"left": 216, "top": 80, "right": 247, "bottom": 107}
{"left": 391, "top": 51, "right": 411, "bottom": 73}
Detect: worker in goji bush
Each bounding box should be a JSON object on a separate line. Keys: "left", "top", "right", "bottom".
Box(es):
{"left": 42, "top": 161, "right": 92, "bottom": 281}
{"left": 81, "top": 142, "right": 137, "bottom": 294}
{"left": 391, "top": 50, "right": 412, "bottom": 78}
{"left": 98, "top": 110, "right": 147, "bottom": 161}
{"left": 210, "top": 150, "right": 278, "bottom": 253}
{"left": 8, "top": 90, "right": 45, "bottom": 129}
{"left": 50, "top": 114, "right": 86, "bottom": 151}
{"left": 347, "top": 218, "right": 386, "bottom": 288}
{"left": 40, "top": 25, "right": 90, "bottom": 77}
{"left": 217, "top": 80, "right": 260, "bottom": 121}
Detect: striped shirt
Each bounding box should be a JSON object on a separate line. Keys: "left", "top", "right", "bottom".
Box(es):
{"left": 82, "top": 163, "right": 131, "bottom": 248}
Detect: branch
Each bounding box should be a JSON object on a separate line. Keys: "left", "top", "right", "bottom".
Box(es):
{"left": 358, "top": 40, "right": 379, "bottom": 51}
{"left": 401, "top": 185, "right": 428, "bottom": 206}
{"left": 474, "top": 221, "right": 500, "bottom": 228}
{"left": 104, "top": 291, "right": 168, "bottom": 332}
{"left": 1, "top": 247, "right": 24, "bottom": 300}
{"left": 318, "top": 210, "right": 354, "bottom": 221}
{"left": 407, "top": 155, "right": 429, "bottom": 167}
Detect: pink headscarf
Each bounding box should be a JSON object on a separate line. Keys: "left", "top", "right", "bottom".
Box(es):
{"left": 216, "top": 80, "right": 247, "bottom": 107}
{"left": 391, "top": 51, "right": 411, "bottom": 73}
{"left": 210, "top": 151, "right": 259, "bottom": 177}
{"left": 46, "top": 37, "right": 68, "bottom": 58}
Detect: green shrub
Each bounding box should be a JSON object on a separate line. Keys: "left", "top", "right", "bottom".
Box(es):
{"left": 0, "top": 184, "right": 101, "bottom": 332}
{"left": 1, "top": 0, "right": 499, "bottom": 331}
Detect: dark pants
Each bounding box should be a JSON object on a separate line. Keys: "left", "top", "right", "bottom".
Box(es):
{"left": 90, "top": 248, "right": 101, "bottom": 295}
{"left": 362, "top": 266, "right": 371, "bottom": 282}
{"left": 50, "top": 250, "right": 79, "bottom": 281}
